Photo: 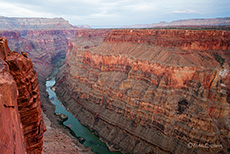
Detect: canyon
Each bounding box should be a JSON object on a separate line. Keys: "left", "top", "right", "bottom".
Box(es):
{"left": 55, "top": 29, "right": 230, "bottom": 154}
{"left": 1, "top": 16, "right": 230, "bottom": 154}
{"left": 0, "top": 29, "right": 76, "bottom": 81}
{"left": 0, "top": 17, "right": 90, "bottom": 154}
{"left": 0, "top": 27, "right": 80, "bottom": 115}
{"left": 0, "top": 17, "right": 88, "bottom": 83}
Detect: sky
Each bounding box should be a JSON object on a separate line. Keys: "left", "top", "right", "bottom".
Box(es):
{"left": 0, "top": 0, "right": 229, "bottom": 27}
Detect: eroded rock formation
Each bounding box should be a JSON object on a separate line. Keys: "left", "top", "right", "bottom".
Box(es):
{"left": 0, "top": 37, "right": 46, "bottom": 154}
{"left": 55, "top": 29, "right": 230, "bottom": 154}
{"left": 0, "top": 38, "right": 26, "bottom": 154}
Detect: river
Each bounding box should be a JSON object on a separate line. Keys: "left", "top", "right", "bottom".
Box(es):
{"left": 46, "top": 77, "right": 122, "bottom": 154}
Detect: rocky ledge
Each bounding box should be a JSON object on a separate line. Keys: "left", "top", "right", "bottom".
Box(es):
{"left": 55, "top": 29, "right": 230, "bottom": 154}
{"left": 0, "top": 37, "right": 46, "bottom": 154}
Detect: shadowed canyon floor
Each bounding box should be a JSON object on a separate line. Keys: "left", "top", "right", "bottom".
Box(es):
{"left": 55, "top": 29, "right": 230, "bottom": 154}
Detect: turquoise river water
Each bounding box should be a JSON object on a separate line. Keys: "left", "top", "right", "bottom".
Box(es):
{"left": 46, "top": 77, "right": 122, "bottom": 154}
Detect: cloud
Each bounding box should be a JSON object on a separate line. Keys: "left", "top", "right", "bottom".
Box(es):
{"left": 0, "top": 1, "right": 56, "bottom": 17}
{"left": 172, "top": 10, "right": 198, "bottom": 14}
{"left": 126, "top": 4, "right": 156, "bottom": 11}
{"left": 0, "top": 0, "right": 229, "bottom": 27}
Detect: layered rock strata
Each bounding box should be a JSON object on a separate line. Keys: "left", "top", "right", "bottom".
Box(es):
{"left": 56, "top": 29, "right": 230, "bottom": 154}
{"left": 0, "top": 38, "right": 26, "bottom": 154}
{"left": 0, "top": 30, "right": 77, "bottom": 80}
{"left": 0, "top": 26, "right": 84, "bottom": 153}
{"left": 0, "top": 30, "right": 78, "bottom": 117}
{"left": 0, "top": 37, "right": 46, "bottom": 153}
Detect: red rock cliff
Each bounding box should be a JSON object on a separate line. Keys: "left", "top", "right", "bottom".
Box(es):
{"left": 56, "top": 29, "right": 230, "bottom": 154}
{"left": 105, "top": 29, "right": 230, "bottom": 51}
{"left": 0, "top": 38, "right": 26, "bottom": 154}
{"left": 0, "top": 37, "right": 46, "bottom": 154}
{"left": 0, "top": 30, "right": 77, "bottom": 80}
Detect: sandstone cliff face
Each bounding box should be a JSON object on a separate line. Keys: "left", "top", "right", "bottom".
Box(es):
{"left": 0, "top": 38, "right": 26, "bottom": 154}
{"left": 0, "top": 37, "right": 46, "bottom": 154}
{"left": 106, "top": 29, "right": 230, "bottom": 51}
{"left": 56, "top": 29, "right": 230, "bottom": 154}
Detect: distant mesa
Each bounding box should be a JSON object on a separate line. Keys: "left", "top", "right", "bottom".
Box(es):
{"left": 123, "top": 17, "right": 230, "bottom": 28}
{"left": 0, "top": 16, "right": 90, "bottom": 30}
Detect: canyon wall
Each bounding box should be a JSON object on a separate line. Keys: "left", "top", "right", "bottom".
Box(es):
{"left": 0, "top": 38, "right": 26, "bottom": 154}
{"left": 0, "top": 37, "right": 46, "bottom": 153}
{"left": 0, "top": 18, "right": 87, "bottom": 153}
{"left": 0, "top": 29, "right": 79, "bottom": 115}
{"left": 0, "top": 30, "right": 77, "bottom": 80}
{"left": 0, "top": 16, "right": 89, "bottom": 83}
{"left": 0, "top": 18, "right": 87, "bottom": 95}
{"left": 55, "top": 29, "right": 230, "bottom": 154}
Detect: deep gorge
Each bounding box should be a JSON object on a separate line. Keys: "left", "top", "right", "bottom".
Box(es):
{"left": 0, "top": 17, "right": 230, "bottom": 154}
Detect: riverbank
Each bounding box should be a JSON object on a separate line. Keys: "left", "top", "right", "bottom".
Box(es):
{"left": 45, "top": 77, "right": 122, "bottom": 154}
{"left": 42, "top": 95, "right": 94, "bottom": 154}
{"left": 41, "top": 79, "right": 93, "bottom": 154}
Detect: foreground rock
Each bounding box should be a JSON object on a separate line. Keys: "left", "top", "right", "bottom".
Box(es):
{"left": 0, "top": 37, "right": 46, "bottom": 153}
{"left": 56, "top": 29, "right": 230, "bottom": 154}
{"left": 0, "top": 38, "right": 26, "bottom": 154}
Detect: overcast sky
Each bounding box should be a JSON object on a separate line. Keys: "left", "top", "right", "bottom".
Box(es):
{"left": 0, "top": 0, "right": 229, "bottom": 27}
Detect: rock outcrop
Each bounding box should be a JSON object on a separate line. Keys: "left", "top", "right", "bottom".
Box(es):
{"left": 0, "top": 38, "right": 26, "bottom": 154}
{"left": 0, "top": 37, "right": 46, "bottom": 154}
{"left": 55, "top": 29, "right": 230, "bottom": 154}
